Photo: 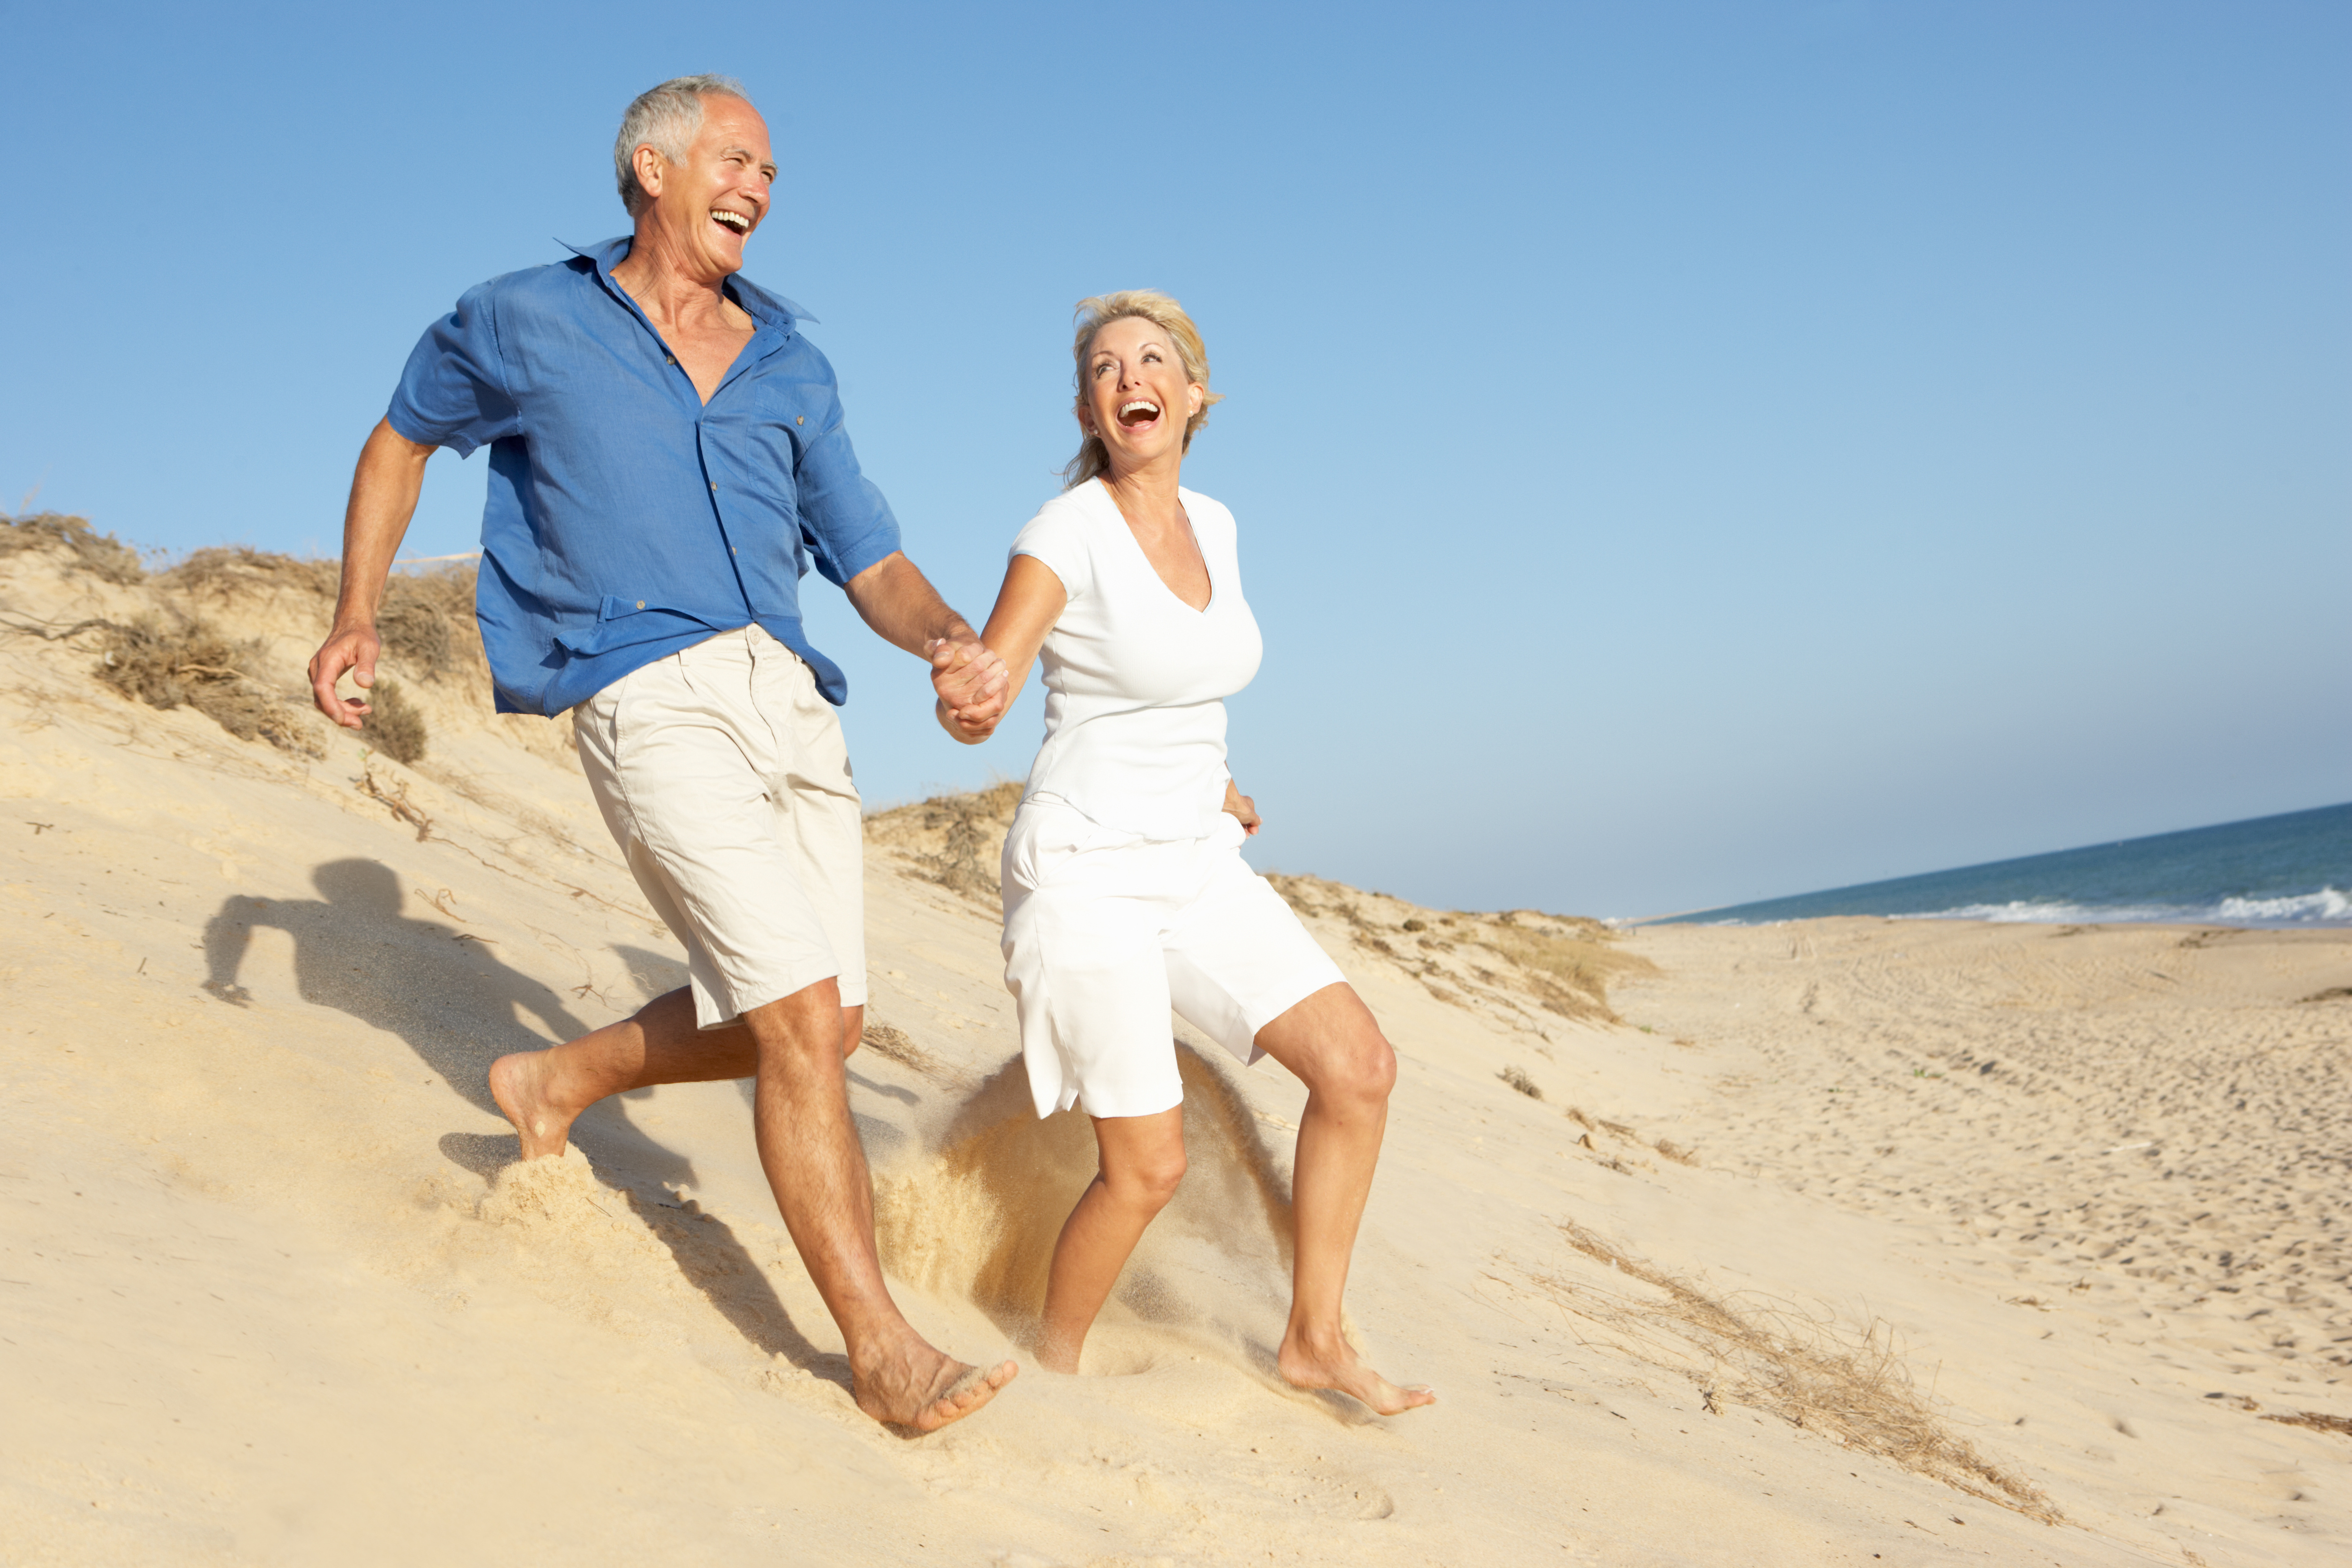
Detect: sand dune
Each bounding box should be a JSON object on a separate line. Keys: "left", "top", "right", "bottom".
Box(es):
{"left": 2, "top": 520, "right": 2346, "bottom": 1565}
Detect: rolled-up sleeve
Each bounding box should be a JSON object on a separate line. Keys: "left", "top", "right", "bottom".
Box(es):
{"left": 386, "top": 283, "right": 522, "bottom": 457}
{"left": 791, "top": 348, "right": 903, "bottom": 587}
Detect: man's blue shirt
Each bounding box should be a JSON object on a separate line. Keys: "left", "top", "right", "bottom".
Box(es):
{"left": 386, "top": 237, "right": 902, "bottom": 716}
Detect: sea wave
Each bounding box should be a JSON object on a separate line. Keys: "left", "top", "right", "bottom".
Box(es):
{"left": 1897, "top": 886, "right": 2352, "bottom": 929}
{"left": 1691, "top": 886, "right": 2352, "bottom": 929}
{"left": 2215, "top": 887, "right": 2352, "bottom": 923}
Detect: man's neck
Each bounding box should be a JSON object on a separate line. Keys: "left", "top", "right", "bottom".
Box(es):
{"left": 611, "top": 224, "right": 740, "bottom": 332}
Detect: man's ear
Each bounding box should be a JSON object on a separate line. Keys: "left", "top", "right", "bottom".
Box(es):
{"left": 632, "top": 144, "right": 666, "bottom": 207}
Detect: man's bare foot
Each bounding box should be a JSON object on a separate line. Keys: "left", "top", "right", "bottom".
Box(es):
{"left": 1279, "top": 1331, "right": 1436, "bottom": 1416}
{"left": 852, "top": 1336, "right": 1018, "bottom": 1432}
{"left": 488, "top": 1049, "right": 579, "bottom": 1160}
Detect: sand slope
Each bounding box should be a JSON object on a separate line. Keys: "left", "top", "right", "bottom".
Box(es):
{"left": 2, "top": 530, "right": 2345, "bottom": 1566}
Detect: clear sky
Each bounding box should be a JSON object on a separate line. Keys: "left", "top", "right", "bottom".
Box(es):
{"left": 5, "top": 1, "right": 2346, "bottom": 917}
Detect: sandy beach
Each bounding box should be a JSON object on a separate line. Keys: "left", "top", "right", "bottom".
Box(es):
{"left": 3, "top": 526, "right": 2348, "bottom": 1566}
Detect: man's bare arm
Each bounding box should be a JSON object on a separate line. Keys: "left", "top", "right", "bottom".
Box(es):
{"left": 309, "top": 418, "right": 434, "bottom": 728}
{"left": 841, "top": 551, "right": 1009, "bottom": 726}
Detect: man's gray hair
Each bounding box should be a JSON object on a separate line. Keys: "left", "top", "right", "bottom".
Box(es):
{"left": 613, "top": 74, "right": 750, "bottom": 217}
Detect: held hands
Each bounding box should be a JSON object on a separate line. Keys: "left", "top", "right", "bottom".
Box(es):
{"left": 1222, "top": 777, "right": 1262, "bottom": 836}
{"left": 308, "top": 623, "right": 383, "bottom": 731}
{"left": 929, "top": 635, "right": 1011, "bottom": 743}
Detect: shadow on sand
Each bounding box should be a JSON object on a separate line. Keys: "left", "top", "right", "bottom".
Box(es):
{"left": 200, "top": 858, "right": 845, "bottom": 1383}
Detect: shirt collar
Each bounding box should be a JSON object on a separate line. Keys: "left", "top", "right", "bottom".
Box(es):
{"left": 562, "top": 236, "right": 817, "bottom": 329}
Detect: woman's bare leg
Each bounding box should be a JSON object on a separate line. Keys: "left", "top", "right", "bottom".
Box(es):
{"left": 1037, "top": 1105, "right": 1186, "bottom": 1372}
{"left": 1250, "top": 983, "right": 1435, "bottom": 1414}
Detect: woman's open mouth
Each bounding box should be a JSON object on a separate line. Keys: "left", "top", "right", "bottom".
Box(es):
{"left": 1117, "top": 399, "right": 1161, "bottom": 428}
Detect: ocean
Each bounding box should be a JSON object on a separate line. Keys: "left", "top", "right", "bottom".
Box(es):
{"left": 1662, "top": 800, "right": 2352, "bottom": 929}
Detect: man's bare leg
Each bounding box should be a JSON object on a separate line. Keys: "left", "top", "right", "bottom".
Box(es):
{"left": 489, "top": 988, "right": 862, "bottom": 1159}
{"left": 1252, "top": 983, "right": 1436, "bottom": 1416}
{"left": 743, "top": 977, "right": 1015, "bottom": 1429}
{"left": 1036, "top": 1106, "right": 1186, "bottom": 1372}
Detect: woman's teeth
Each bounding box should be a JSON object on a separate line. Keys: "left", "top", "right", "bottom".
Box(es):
{"left": 1118, "top": 400, "right": 1160, "bottom": 425}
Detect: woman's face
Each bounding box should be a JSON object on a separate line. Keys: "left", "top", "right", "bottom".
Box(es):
{"left": 1080, "top": 316, "right": 1205, "bottom": 475}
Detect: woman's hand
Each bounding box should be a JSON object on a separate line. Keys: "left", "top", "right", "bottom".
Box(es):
{"left": 1222, "top": 776, "right": 1261, "bottom": 835}
{"left": 933, "top": 554, "right": 1070, "bottom": 746}
{"left": 930, "top": 638, "right": 1009, "bottom": 742}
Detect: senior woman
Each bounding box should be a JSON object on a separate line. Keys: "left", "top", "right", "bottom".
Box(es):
{"left": 940, "top": 291, "right": 1432, "bottom": 1415}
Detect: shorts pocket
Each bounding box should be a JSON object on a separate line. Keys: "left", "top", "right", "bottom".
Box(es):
{"left": 1004, "top": 803, "right": 1099, "bottom": 895}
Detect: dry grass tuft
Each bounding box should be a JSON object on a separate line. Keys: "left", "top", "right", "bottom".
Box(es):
{"left": 2262, "top": 1410, "right": 2352, "bottom": 1437}
{"left": 94, "top": 614, "right": 320, "bottom": 756}
{"left": 1564, "top": 1106, "right": 1596, "bottom": 1131}
{"left": 1653, "top": 1138, "right": 1699, "bottom": 1166}
{"left": 366, "top": 680, "right": 428, "bottom": 764}
{"left": 2, "top": 512, "right": 146, "bottom": 584}
{"left": 1527, "top": 1220, "right": 2058, "bottom": 1521}
{"left": 1498, "top": 1064, "right": 1544, "bottom": 1100}
{"left": 1471, "top": 916, "right": 1654, "bottom": 1023}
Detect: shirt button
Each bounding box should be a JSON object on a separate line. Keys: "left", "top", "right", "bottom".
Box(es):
{"left": 795, "top": 416, "right": 804, "bottom": 425}
{"left": 635, "top": 599, "right": 645, "bottom": 609}
{"left": 665, "top": 355, "right": 677, "bottom": 365}
{"left": 710, "top": 482, "right": 717, "bottom": 491}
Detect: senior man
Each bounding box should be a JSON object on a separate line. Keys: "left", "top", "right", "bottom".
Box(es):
{"left": 308, "top": 75, "right": 1014, "bottom": 1431}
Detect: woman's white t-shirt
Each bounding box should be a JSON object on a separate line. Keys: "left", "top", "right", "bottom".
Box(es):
{"left": 1009, "top": 479, "right": 1264, "bottom": 842}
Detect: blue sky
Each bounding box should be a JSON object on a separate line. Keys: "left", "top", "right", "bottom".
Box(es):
{"left": 5, "top": 1, "right": 2345, "bottom": 916}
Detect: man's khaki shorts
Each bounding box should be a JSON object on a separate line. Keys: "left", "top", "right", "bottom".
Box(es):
{"left": 574, "top": 625, "right": 866, "bottom": 1029}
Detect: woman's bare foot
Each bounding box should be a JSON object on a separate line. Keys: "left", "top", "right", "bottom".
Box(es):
{"left": 851, "top": 1335, "right": 1019, "bottom": 1431}
{"left": 488, "top": 1049, "right": 580, "bottom": 1160}
{"left": 1279, "top": 1329, "right": 1436, "bottom": 1416}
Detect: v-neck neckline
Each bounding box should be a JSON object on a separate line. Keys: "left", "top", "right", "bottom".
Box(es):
{"left": 1094, "top": 478, "right": 1214, "bottom": 614}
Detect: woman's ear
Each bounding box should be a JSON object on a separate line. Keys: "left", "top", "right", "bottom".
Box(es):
{"left": 1187, "top": 384, "right": 1206, "bottom": 417}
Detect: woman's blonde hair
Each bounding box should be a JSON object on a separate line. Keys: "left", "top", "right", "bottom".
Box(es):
{"left": 1062, "top": 290, "right": 1223, "bottom": 489}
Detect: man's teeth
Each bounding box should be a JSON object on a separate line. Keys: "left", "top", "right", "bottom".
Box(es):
{"left": 712, "top": 210, "right": 750, "bottom": 231}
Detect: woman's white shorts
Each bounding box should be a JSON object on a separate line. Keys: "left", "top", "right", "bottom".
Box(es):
{"left": 999, "top": 796, "right": 1347, "bottom": 1119}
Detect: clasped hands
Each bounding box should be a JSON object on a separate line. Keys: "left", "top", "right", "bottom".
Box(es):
{"left": 927, "top": 636, "right": 1010, "bottom": 742}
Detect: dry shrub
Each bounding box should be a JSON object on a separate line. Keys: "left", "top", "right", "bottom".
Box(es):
{"left": 2, "top": 512, "right": 145, "bottom": 584}
{"left": 1654, "top": 1138, "right": 1699, "bottom": 1166}
{"left": 863, "top": 780, "right": 1025, "bottom": 902}
{"left": 162, "top": 545, "right": 339, "bottom": 601}
{"left": 1526, "top": 1220, "right": 2058, "bottom": 1521}
{"left": 366, "top": 679, "right": 429, "bottom": 764}
{"left": 95, "top": 614, "right": 321, "bottom": 757}
{"left": 1499, "top": 1065, "right": 1544, "bottom": 1100}
{"left": 379, "top": 565, "right": 481, "bottom": 678}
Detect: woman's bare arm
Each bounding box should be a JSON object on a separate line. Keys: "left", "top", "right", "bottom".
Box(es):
{"left": 938, "top": 554, "right": 1067, "bottom": 744}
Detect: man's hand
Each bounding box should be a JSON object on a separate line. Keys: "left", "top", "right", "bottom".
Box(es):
{"left": 309, "top": 418, "right": 433, "bottom": 731}
{"left": 310, "top": 623, "right": 383, "bottom": 729}
{"left": 1222, "top": 776, "right": 1262, "bottom": 836}
{"left": 930, "top": 637, "right": 1010, "bottom": 743}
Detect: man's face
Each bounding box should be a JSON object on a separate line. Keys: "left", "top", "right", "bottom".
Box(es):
{"left": 639, "top": 95, "right": 776, "bottom": 278}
